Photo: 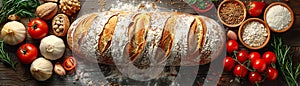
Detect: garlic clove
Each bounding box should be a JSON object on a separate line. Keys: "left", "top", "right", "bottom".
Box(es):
{"left": 54, "top": 62, "right": 66, "bottom": 76}
{"left": 227, "top": 30, "right": 237, "bottom": 40}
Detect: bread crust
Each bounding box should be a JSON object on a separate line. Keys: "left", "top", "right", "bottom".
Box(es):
{"left": 67, "top": 11, "right": 225, "bottom": 66}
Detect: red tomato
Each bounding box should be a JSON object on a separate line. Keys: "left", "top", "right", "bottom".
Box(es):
{"left": 248, "top": 1, "right": 266, "bottom": 17}
{"left": 262, "top": 51, "right": 277, "bottom": 65}
{"left": 28, "top": 18, "right": 48, "bottom": 39}
{"left": 252, "top": 59, "right": 266, "bottom": 72}
{"left": 226, "top": 40, "right": 239, "bottom": 53}
{"left": 223, "top": 56, "right": 236, "bottom": 71}
{"left": 233, "top": 64, "right": 248, "bottom": 78}
{"left": 16, "top": 44, "right": 38, "bottom": 64}
{"left": 248, "top": 52, "right": 261, "bottom": 64}
{"left": 248, "top": 71, "right": 262, "bottom": 84}
{"left": 237, "top": 50, "right": 248, "bottom": 64}
{"left": 267, "top": 67, "right": 278, "bottom": 80}
{"left": 63, "top": 56, "right": 77, "bottom": 71}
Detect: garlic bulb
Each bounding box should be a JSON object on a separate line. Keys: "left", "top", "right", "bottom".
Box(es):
{"left": 40, "top": 35, "right": 65, "bottom": 60}
{"left": 30, "top": 57, "right": 53, "bottom": 81}
{"left": 0, "top": 21, "right": 26, "bottom": 45}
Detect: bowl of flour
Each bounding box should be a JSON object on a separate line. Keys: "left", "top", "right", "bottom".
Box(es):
{"left": 264, "top": 2, "right": 294, "bottom": 33}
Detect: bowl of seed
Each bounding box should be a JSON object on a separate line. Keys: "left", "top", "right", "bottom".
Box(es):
{"left": 264, "top": 2, "right": 294, "bottom": 33}
{"left": 218, "top": 0, "right": 247, "bottom": 27}
{"left": 238, "top": 18, "right": 270, "bottom": 50}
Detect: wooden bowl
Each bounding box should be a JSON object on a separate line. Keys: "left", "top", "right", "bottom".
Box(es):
{"left": 217, "top": 0, "right": 247, "bottom": 27}
{"left": 264, "top": 2, "right": 294, "bottom": 33}
{"left": 238, "top": 18, "right": 271, "bottom": 50}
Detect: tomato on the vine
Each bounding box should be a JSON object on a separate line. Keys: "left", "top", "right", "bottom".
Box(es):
{"left": 28, "top": 18, "right": 48, "bottom": 39}
{"left": 252, "top": 59, "right": 266, "bottom": 72}
{"left": 248, "top": 52, "right": 261, "bottom": 64}
{"left": 248, "top": 71, "right": 262, "bottom": 84}
{"left": 262, "top": 51, "right": 277, "bottom": 65}
{"left": 16, "top": 44, "right": 38, "bottom": 64}
{"left": 237, "top": 50, "right": 248, "bottom": 64}
{"left": 267, "top": 67, "right": 278, "bottom": 80}
{"left": 226, "top": 40, "right": 239, "bottom": 53}
{"left": 233, "top": 64, "right": 248, "bottom": 78}
{"left": 223, "top": 56, "right": 236, "bottom": 71}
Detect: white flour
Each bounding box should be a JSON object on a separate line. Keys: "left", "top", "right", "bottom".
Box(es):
{"left": 266, "top": 5, "right": 291, "bottom": 30}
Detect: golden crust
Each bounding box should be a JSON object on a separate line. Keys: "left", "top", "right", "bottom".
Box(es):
{"left": 154, "top": 16, "right": 176, "bottom": 63}
{"left": 98, "top": 15, "right": 119, "bottom": 55}
{"left": 126, "top": 13, "right": 150, "bottom": 62}
{"left": 70, "top": 14, "right": 98, "bottom": 56}
{"left": 187, "top": 16, "right": 206, "bottom": 55}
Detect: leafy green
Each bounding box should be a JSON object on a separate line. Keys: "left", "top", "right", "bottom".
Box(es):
{"left": 0, "top": 0, "right": 39, "bottom": 23}
{"left": 0, "top": 41, "right": 17, "bottom": 70}
{"left": 189, "top": 0, "right": 197, "bottom": 4}
{"left": 188, "top": 0, "right": 218, "bottom": 10}
{"left": 271, "top": 37, "right": 300, "bottom": 86}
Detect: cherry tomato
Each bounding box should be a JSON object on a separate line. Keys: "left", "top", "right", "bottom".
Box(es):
{"left": 248, "top": 1, "right": 266, "bottom": 17}
{"left": 267, "top": 67, "right": 278, "bottom": 80}
{"left": 248, "top": 71, "right": 262, "bottom": 84}
{"left": 223, "top": 56, "right": 236, "bottom": 71}
{"left": 226, "top": 40, "right": 239, "bottom": 53}
{"left": 63, "top": 56, "right": 77, "bottom": 71}
{"left": 252, "top": 59, "right": 266, "bottom": 72}
{"left": 237, "top": 50, "right": 248, "bottom": 64}
{"left": 233, "top": 64, "right": 248, "bottom": 78}
{"left": 248, "top": 52, "right": 261, "bottom": 64}
{"left": 262, "top": 51, "right": 277, "bottom": 65}
{"left": 16, "top": 44, "right": 38, "bottom": 64}
{"left": 28, "top": 18, "right": 48, "bottom": 39}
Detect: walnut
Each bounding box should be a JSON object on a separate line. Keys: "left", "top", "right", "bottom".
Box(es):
{"left": 59, "top": 0, "right": 81, "bottom": 16}
{"left": 52, "top": 14, "right": 70, "bottom": 37}
{"left": 36, "top": 2, "right": 58, "bottom": 20}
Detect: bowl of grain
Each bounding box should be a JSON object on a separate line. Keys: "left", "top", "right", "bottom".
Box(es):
{"left": 217, "top": 0, "right": 247, "bottom": 27}
{"left": 264, "top": 2, "right": 294, "bottom": 33}
{"left": 238, "top": 18, "right": 270, "bottom": 50}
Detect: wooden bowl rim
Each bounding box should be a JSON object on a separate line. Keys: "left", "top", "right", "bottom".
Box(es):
{"left": 263, "top": 2, "right": 294, "bottom": 33}
{"left": 238, "top": 18, "right": 271, "bottom": 50}
{"left": 217, "top": 0, "right": 247, "bottom": 28}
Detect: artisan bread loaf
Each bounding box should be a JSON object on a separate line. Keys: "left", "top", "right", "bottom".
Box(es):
{"left": 67, "top": 11, "right": 225, "bottom": 66}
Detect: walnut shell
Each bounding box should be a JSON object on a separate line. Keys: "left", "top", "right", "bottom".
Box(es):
{"left": 36, "top": 2, "right": 58, "bottom": 20}
{"left": 52, "top": 14, "right": 70, "bottom": 37}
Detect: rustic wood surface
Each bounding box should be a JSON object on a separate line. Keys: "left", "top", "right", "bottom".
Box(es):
{"left": 0, "top": 0, "right": 299, "bottom": 86}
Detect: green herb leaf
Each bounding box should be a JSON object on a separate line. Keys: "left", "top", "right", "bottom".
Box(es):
{"left": 188, "top": 0, "right": 197, "bottom": 4}
{"left": 0, "top": 41, "right": 17, "bottom": 70}
{"left": 197, "top": 2, "right": 206, "bottom": 9}
{"left": 0, "top": 0, "right": 39, "bottom": 23}
{"left": 271, "top": 36, "right": 300, "bottom": 86}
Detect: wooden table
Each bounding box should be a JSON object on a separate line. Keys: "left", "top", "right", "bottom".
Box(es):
{"left": 0, "top": 0, "right": 299, "bottom": 86}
